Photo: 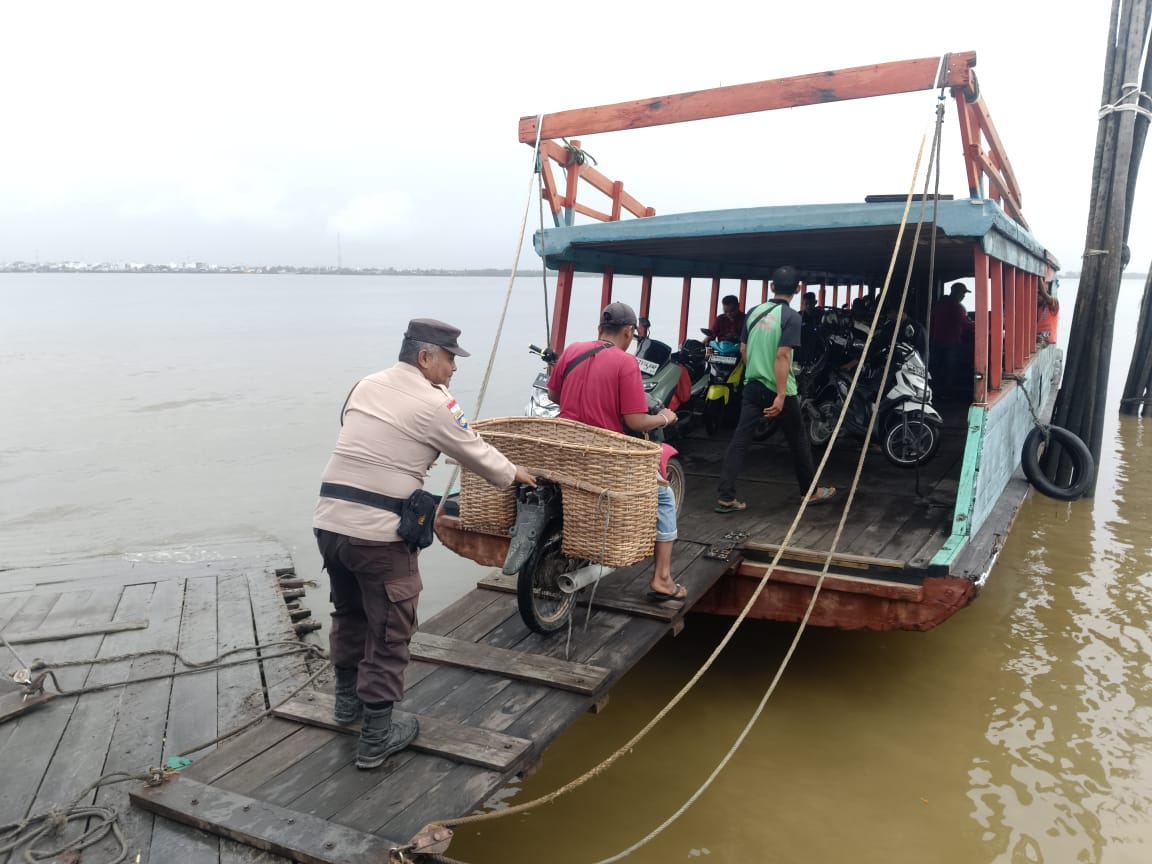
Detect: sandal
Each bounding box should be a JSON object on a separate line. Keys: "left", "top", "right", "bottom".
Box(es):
{"left": 803, "top": 487, "right": 838, "bottom": 505}
{"left": 646, "top": 582, "right": 688, "bottom": 603}
{"left": 714, "top": 499, "right": 747, "bottom": 513}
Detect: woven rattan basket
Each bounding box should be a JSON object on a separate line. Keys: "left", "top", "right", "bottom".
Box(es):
{"left": 459, "top": 417, "right": 662, "bottom": 567}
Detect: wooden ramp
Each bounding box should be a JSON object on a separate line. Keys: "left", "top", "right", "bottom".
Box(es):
{"left": 0, "top": 541, "right": 316, "bottom": 864}
{"left": 129, "top": 539, "right": 735, "bottom": 858}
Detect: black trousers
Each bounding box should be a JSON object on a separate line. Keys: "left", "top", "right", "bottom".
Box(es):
{"left": 315, "top": 529, "right": 421, "bottom": 705}
{"left": 718, "top": 379, "right": 816, "bottom": 500}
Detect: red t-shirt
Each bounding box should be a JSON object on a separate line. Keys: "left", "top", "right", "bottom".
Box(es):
{"left": 548, "top": 340, "right": 677, "bottom": 477}
{"left": 548, "top": 341, "right": 648, "bottom": 430}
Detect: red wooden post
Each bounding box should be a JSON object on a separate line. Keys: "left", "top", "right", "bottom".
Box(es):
{"left": 640, "top": 272, "right": 653, "bottom": 319}
{"left": 610, "top": 180, "right": 623, "bottom": 221}
{"left": 819, "top": 281, "right": 827, "bottom": 307}
{"left": 709, "top": 278, "right": 721, "bottom": 328}
{"left": 1027, "top": 275, "right": 1039, "bottom": 354}
{"left": 1001, "top": 261, "right": 1015, "bottom": 376}
{"left": 762, "top": 279, "right": 769, "bottom": 303}
{"left": 1018, "top": 270, "right": 1027, "bottom": 366}
{"left": 551, "top": 263, "right": 576, "bottom": 353}
{"left": 601, "top": 267, "right": 614, "bottom": 309}
{"left": 986, "top": 259, "right": 1004, "bottom": 391}
{"left": 973, "top": 250, "right": 989, "bottom": 404}
{"left": 563, "top": 139, "right": 581, "bottom": 225}
{"left": 680, "top": 277, "right": 692, "bottom": 345}
{"left": 738, "top": 278, "right": 748, "bottom": 310}
{"left": 832, "top": 285, "right": 839, "bottom": 308}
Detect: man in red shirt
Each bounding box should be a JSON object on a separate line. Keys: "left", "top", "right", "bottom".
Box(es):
{"left": 929, "top": 282, "right": 975, "bottom": 395}
{"left": 546, "top": 302, "right": 686, "bottom": 601}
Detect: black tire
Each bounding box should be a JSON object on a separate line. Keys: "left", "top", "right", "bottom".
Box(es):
{"left": 1020, "top": 425, "right": 1095, "bottom": 501}
{"left": 882, "top": 413, "right": 941, "bottom": 468}
{"left": 805, "top": 400, "right": 838, "bottom": 448}
{"left": 665, "top": 456, "right": 686, "bottom": 515}
{"left": 751, "top": 415, "right": 777, "bottom": 442}
{"left": 516, "top": 531, "right": 580, "bottom": 634}
{"left": 703, "top": 398, "right": 724, "bottom": 435}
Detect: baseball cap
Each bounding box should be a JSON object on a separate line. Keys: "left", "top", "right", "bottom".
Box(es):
{"left": 600, "top": 301, "right": 638, "bottom": 327}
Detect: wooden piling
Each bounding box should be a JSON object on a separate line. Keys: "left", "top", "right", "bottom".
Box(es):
{"left": 1049, "top": 0, "right": 1152, "bottom": 491}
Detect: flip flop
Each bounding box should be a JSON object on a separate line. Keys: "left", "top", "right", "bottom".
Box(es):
{"left": 804, "top": 487, "right": 838, "bottom": 505}
{"left": 714, "top": 500, "right": 747, "bottom": 513}
{"left": 646, "top": 582, "right": 688, "bottom": 603}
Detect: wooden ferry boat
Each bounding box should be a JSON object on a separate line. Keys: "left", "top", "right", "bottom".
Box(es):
{"left": 438, "top": 51, "right": 1065, "bottom": 632}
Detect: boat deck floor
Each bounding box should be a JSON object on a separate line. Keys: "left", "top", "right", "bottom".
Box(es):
{"left": 673, "top": 395, "right": 970, "bottom": 576}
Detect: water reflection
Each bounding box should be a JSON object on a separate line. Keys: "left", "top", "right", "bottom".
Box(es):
{"left": 969, "top": 416, "right": 1152, "bottom": 864}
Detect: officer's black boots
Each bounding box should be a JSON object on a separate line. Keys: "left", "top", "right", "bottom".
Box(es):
{"left": 334, "top": 666, "right": 363, "bottom": 725}
{"left": 355, "top": 704, "right": 419, "bottom": 769}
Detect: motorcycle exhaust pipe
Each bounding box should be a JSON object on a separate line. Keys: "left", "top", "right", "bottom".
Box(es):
{"left": 558, "top": 563, "right": 616, "bottom": 594}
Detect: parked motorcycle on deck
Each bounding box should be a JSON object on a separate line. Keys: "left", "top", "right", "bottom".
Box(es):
{"left": 702, "top": 341, "right": 743, "bottom": 435}
{"left": 754, "top": 309, "right": 943, "bottom": 467}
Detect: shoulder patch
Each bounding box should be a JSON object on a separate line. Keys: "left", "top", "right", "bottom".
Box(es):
{"left": 447, "top": 399, "right": 470, "bottom": 429}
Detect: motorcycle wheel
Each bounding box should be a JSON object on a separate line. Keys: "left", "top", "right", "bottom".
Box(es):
{"left": 882, "top": 414, "right": 941, "bottom": 468}
{"left": 806, "top": 400, "right": 838, "bottom": 448}
{"left": 665, "top": 456, "right": 686, "bottom": 515}
{"left": 516, "top": 530, "right": 581, "bottom": 634}
{"left": 751, "top": 415, "right": 777, "bottom": 442}
{"left": 703, "top": 398, "right": 724, "bottom": 435}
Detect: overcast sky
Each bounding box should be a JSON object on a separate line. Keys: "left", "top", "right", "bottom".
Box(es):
{"left": 0, "top": 0, "right": 1139, "bottom": 271}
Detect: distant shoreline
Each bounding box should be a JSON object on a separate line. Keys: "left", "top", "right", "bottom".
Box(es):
{"left": 0, "top": 265, "right": 544, "bottom": 277}
{"left": 1, "top": 265, "right": 1146, "bottom": 280}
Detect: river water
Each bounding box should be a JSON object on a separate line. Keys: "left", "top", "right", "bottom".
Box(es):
{"left": 2, "top": 273, "right": 1149, "bottom": 863}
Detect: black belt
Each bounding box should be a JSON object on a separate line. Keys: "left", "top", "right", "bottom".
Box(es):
{"left": 319, "top": 482, "right": 409, "bottom": 514}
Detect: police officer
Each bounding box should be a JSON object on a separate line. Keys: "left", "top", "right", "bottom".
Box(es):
{"left": 313, "top": 318, "right": 536, "bottom": 769}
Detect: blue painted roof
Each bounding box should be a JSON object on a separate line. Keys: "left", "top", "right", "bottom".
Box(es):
{"left": 535, "top": 198, "right": 1055, "bottom": 281}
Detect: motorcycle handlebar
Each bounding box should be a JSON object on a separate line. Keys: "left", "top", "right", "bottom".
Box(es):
{"left": 528, "top": 344, "right": 558, "bottom": 364}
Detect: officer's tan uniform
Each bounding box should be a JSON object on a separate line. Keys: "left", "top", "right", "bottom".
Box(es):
{"left": 314, "top": 360, "right": 516, "bottom": 705}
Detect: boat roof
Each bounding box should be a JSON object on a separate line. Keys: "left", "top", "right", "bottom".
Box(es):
{"left": 535, "top": 197, "right": 1057, "bottom": 283}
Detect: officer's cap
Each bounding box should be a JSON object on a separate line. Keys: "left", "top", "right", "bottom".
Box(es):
{"left": 404, "top": 318, "right": 471, "bottom": 357}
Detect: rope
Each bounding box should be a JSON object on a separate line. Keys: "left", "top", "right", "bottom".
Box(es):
{"left": 435, "top": 114, "right": 545, "bottom": 509}
{"left": 1003, "top": 372, "right": 1043, "bottom": 428}
{"left": 0, "top": 640, "right": 330, "bottom": 864}
{"left": 1098, "top": 83, "right": 1152, "bottom": 120}
{"left": 419, "top": 120, "right": 934, "bottom": 864}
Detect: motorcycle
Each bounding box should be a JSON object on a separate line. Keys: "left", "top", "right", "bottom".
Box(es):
{"left": 510, "top": 328, "right": 703, "bottom": 632}
{"left": 754, "top": 309, "right": 943, "bottom": 467}
{"left": 702, "top": 340, "right": 744, "bottom": 435}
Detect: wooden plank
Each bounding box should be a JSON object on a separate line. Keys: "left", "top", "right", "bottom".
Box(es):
{"left": 86, "top": 576, "right": 188, "bottom": 864}
{"left": 212, "top": 726, "right": 333, "bottom": 796}
{"left": 216, "top": 570, "right": 267, "bottom": 731}
{"left": 273, "top": 692, "right": 532, "bottom": 771}
{"left": 28, "top": 584, "right": 155, "bottom": 815}
{"left": 0, "top": 587, "right": 120, "bottom": 825}
{"left": 0, "top": 618, "right": 149, "bottom": 644}
{"left": 165, "top": 575, "right": 220, "bottom": 762}
{"left": 182, "top": 719, "right": 303, "bottom": 785}
{"left": 409, "top": 632, "right": 610, "bottom": 695}
{"left": 247, "top": 733, "right": 358, "bottom": 809}
{"left": 130, "top": 776, "right": 404, "bottom": 863}
{"left": 247, "top": 569, "right": 310, "bottom": 706}
{"left": 518, "top": 54, "right": 973, "bottom": 142}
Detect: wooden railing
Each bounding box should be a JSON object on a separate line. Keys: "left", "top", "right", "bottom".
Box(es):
{"left": 537, "top": 139, "right": 655, "bottom": 226}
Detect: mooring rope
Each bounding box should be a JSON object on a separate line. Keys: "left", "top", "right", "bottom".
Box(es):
{"left": 417, "top": 122, "right": 936, "bottom": 864}
{"left": 435, "top": 115, "right": 545, "bottom": 509}
{"left": 0, "top": 640, "right": 331, "bottom": 864}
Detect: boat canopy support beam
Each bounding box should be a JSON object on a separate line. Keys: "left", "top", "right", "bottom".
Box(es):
{"left": 519, "top": 53, "right": 976, "bottom": 143}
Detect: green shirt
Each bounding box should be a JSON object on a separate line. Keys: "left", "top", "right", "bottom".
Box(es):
{"left": 743, "top": 299, "right": 801, "bottom": 396}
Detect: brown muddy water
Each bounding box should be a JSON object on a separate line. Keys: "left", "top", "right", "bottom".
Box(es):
{"left": 2, "top": 273, "right": 1150, "bottom": 863}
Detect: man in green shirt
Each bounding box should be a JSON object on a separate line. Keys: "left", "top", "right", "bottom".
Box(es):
{"left": 716, "top": 265, "right": 837, "bottom": 511}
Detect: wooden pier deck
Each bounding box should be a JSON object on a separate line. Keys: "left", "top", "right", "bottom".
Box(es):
{"left": 0, "top": 541, "right": 315, "bottom": 864}
{"left": 125, "top": 540, "right": 732, "bottom": 860}
{"left": 2, "top": 537, "right": 733, "bottom": 863}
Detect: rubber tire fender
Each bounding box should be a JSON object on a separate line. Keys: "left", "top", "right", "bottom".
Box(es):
{"left": 1020, "top": 425, "right": 1095, "bottom": 501}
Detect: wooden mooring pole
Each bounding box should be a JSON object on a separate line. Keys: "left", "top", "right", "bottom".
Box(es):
{"left": 1120, "top": 269, "right": 1152, "bottom": 415}
{"left": 1050, "top": 0, "right": 1152, "bottom": 492}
